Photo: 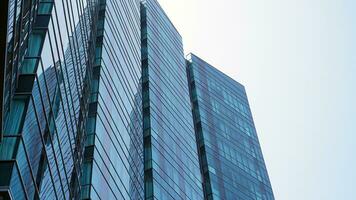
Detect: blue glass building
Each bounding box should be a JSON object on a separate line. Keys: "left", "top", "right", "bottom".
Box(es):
{"left": 141, "top": 1, "right": 204, "bottom": 199}
{"left": 0, "top": 0, "right": 98, "bottom": 198}
{"left": 81, "top": 0, "right": 144, "bottom": 199}
{"left": 187, "top": 54, "right": 274, "bottom": 200}
{"left": 0, "top": 0, "right": 274, "bottom": 199}
{"left": 0, "top": 0, "right": 144, "bottom": 199}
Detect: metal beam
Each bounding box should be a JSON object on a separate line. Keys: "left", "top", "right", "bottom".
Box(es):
{"left": 0, "top": 0, "right": 10, "bottom": 142}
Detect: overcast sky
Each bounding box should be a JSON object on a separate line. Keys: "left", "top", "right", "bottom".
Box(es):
{"left": 157, "top": 0, "right": 356, "bottom": 199}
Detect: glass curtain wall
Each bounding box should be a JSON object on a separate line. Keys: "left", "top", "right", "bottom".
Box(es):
{"left": 187, "top": 54, "right": 275, "bottom": 200}
{"left": 141, "top": 1, "right": 204, "bottom": 200}
{"left": 0, "top": 0, "right": 100, "bottom": 199}
{"left": 82, "top": 0, "right": 144, "bottom": 199}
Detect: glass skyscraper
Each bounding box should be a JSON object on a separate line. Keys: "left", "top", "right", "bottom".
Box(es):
{"left": 0, "top": 0, "right": 274, "bottom": 200}
{"left": 82, "top": 0, "right": 144, "bottom": 199}
{"left": 0, "top": 0, "right": 144, "bottom": 199}
{"left": 187, "top": 54, "right": 274, "bottom": 200}
{"left": 141, "top": 0, "right": 203, "bottom": 199}
{"left": 0, "top": 0, "right": 98, "bottom": 199}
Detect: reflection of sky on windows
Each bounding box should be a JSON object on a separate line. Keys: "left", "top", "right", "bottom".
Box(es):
{"left": 40, "top": 1, "right": 83, "bottom": 74}
{"left": 188, "top": 54, "right": 274, "bottom": 199}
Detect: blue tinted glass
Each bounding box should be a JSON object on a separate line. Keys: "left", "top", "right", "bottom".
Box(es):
{"left": 141, "top": 1, "right": 204, "bottom": 199}
{"left": 188, "top": 54, "right": 275, "bottom": 200}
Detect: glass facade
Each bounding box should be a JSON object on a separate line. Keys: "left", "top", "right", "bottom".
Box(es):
{"left": 1, "top": 1, "right": 274, "bottom": 200}
{"left": 0, "top": 0, "right": 144, "bottom": 198}
{"left": 83, "top": 0, "right": 144, "bottom": 199}
{"left": 141, "top": 1, "right": 204, "bottom": 200}
{"left": 187, "top": 54, "right": 274, "bottom": 200}
{"left": 0, "top": 0, "right": 102, "bottom": 199}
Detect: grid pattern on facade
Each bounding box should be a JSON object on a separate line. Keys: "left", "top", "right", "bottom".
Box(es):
{"left": 188, "top": 54, "right": 274, "bottom": 200}
{"left": 141, "top": 1, "right": 204, "bottom": 200}
{"left": 0, "top": 0, "right": 100, "bottom": 199}
{"left": 0, "top": 1, "right": 276, "bottom": 200}
{"left": 82, "top": 0, "right": 144, "bottom": 199}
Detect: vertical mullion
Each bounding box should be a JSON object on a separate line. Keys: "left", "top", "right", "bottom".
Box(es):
{"left": 0, "top": 0, "right": 10, "bottom": 141}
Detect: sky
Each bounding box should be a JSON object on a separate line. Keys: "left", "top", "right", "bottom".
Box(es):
{"left": 158, "top": 0, "right": 356, "bottom": 199}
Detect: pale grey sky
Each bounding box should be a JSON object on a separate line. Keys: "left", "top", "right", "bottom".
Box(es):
{"left": 158, "top": 0, "right": 356, "bottom": 199}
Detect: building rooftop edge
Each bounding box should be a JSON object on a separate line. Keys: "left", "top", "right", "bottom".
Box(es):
{"left": 141, "top": 0, "right": 183, "bottom": 39}
{"left": 186, "top": 52, "right": 246, "bottom": 90}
